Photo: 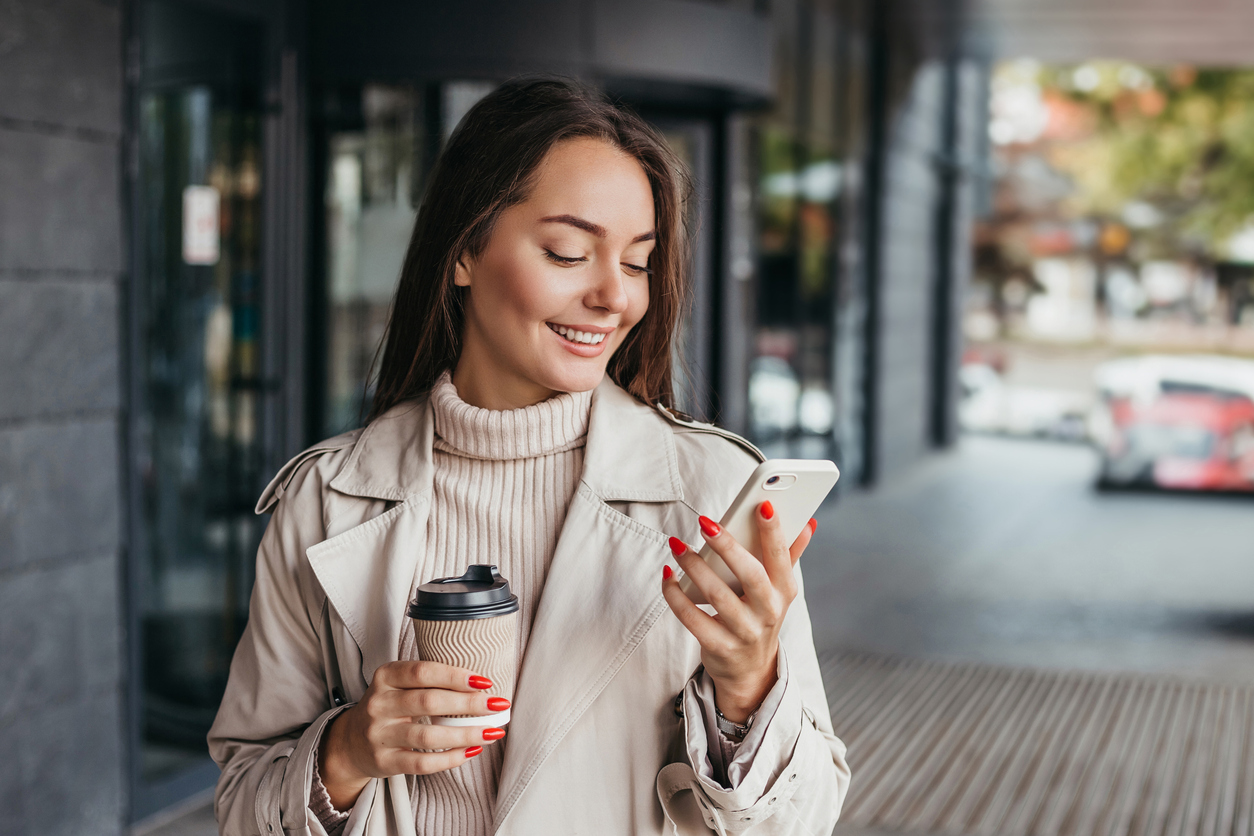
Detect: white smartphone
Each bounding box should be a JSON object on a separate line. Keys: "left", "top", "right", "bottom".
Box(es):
{"left": 678, "top": 459, "right": 839, "bottom": 606}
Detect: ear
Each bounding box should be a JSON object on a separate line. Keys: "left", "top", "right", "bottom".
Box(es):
{"left": 454, "top": 257, "right": 472, "bottom": 288}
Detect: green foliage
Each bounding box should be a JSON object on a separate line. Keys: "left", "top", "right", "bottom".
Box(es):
{"left": 1041, "top": 64, "right": 1254, "bottom": 252}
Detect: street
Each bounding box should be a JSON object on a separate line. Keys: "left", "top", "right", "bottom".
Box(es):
{"left": 806, "top": 434, "right": 1254, "bottom": 684}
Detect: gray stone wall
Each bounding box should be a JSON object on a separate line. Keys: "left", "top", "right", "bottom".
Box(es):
{"left": 0, "top": 1, "right": 126, "bottom": 834}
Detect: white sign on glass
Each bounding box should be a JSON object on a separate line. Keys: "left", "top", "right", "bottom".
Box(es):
{"left": 182, "top": 185, "right": 221, "bottom": 265}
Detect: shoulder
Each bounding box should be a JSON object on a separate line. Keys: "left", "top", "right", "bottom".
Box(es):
{"left": 255, "top": 429, "right": 363, "bottom": 515}
{"left": 654, "top": 404, "right": 763, "bottom": 508}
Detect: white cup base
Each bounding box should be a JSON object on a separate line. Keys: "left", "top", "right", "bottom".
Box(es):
{"left": 430, "top": 708, "right": 510, "bottom": 727}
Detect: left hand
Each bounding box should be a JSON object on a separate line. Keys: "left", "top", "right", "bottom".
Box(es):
{"left": 661, "top": 502, "right": 817, "bottom": 723}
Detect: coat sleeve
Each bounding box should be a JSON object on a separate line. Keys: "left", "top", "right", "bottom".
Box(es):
{"left": 208, "top": 458, "right": 345, "bottom": 836}
{"left": 657, "top": 568, "right": 851, "bottom": 835}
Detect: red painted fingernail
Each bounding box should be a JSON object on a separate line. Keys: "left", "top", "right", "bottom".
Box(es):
{"left": 662, "top": 565, "right": 673, "bottom": 581}
{"left": 698, "top": 516, "right": 720, "bottom": 538}
{"left": 668, "top": 536, "right": 686, "bottom": 557}
{"left": 465, "top": 746, "right": 483, "bottom": 758}
{"left": 483, "top": 728, "right": 506, "bottom": 741}
{"left": 469, "top": 676, "right": 493, "bottom": 690}
{"left": 809, "top": 517, "right": 818, "bottom": 534}
{"left": 487, "top": 697, "right": 511, "bottom": 711}
{"left": 760, "top": 500, "right": 775, "bottom": 520}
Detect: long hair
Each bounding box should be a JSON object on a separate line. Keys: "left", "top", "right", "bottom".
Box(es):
{"left": 366, "top": 77, "right": 692, "bottom": 423}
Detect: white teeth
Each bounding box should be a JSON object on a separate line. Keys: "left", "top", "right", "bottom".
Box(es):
{"left": 550, "top": 324, "right": 607, "bottom": 345}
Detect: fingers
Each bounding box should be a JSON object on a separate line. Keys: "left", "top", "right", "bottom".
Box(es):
{"left": 381, "top": 720, "right": 506, "bottom": 752}
{"left": 374, "top": 660, "right": 494, "bottom": 693}
{"left": 384, "top": 688, "right": 510, "bottom": 721}
{"left": 667, "top": 535, "right": 758, "bottom": 621}
{"left": 393, "top": 744, "right": 487, "bottom": 776}
{"left": 661, "top": 558, "right": 735, "bottom": 648}
{"left": 789, "top": 517, "right": 817, "bottom": 567}
{"left": 694, "top": 520, "right": 778, "bottom": 607}
{"left": 754, "top": 501, "right": 794, "bottom": 587}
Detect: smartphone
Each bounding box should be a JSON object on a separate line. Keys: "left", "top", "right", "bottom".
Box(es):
{"left": 678, "top": 459, "right": 839, "bottom": 606}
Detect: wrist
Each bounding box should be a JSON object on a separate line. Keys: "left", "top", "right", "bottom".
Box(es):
{"left": 319, "top": 710, "right": 371, "bottom": 809}
{"left": 711, "top": 667, "right": 777, "bottom": 724}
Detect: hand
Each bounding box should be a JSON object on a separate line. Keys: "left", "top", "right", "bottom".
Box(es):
{"left": 661, "top": 503, "right": 817, "bottom": 723}
{"left": 318, "top": 661, "right": 510, "bottom": 809}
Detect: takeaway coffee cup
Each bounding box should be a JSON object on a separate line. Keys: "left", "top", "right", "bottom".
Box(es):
{"left": 408, "top": 564, "right": 520, "bottom": 727}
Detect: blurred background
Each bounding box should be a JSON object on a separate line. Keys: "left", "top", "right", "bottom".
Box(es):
{"left": 2, "top": 0, "right": 1252, "bottom": 834}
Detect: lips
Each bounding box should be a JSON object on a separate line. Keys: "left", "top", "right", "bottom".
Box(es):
{"left": 546, "top": 323, "right": 610, "bottom": 345}
{"left": 545, "top": 322, "right": 614, "bottom": 358}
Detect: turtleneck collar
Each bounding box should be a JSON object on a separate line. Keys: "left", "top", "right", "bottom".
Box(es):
{"left": 429, "top": 370, "right": 593, "bottom": 461}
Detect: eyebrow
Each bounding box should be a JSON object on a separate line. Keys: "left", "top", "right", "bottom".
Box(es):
{"left": 540, "top": 214, "right": 656, "bottom": 244}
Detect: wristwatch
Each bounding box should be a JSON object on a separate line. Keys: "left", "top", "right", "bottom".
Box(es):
{"left": 714, "top": 704, "right": 754, "bottom": 742}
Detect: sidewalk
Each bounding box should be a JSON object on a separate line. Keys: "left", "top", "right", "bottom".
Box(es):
{"left": 804, "top": 434, "right": 1254, "bottom": 684}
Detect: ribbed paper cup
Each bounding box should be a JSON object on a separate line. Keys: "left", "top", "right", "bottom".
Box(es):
{"left": 408, "top": 565, "right": 520, "bottom": 727}
{"left": 413, "top": 611, "right": 518, "bottom": 726}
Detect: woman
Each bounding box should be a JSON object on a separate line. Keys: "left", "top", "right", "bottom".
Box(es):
{"left": 209, "top": 78, "right": 849, "bottom": 836}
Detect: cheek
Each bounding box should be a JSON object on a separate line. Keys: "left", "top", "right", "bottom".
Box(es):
{"left": 479, "top": 252, "right": 558, "bottom": 322}
{"left": 626, "top": 277, "right": 651, "bottom": 327}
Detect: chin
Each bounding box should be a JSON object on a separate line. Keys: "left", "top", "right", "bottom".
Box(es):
{"left": 541, "top": 363, "right": 609, "bottom": 395}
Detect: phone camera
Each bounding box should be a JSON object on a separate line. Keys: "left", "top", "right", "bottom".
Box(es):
{"left": 766, "top": 476, "right": 780, "bottom": 485}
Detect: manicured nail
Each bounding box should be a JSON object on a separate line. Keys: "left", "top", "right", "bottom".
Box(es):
{"left": 698, "top": 516, "right": 720, "bottom": 538}
{"left": 465, "top": 746, "right": 483, "bottom": 758}
{"left": 469, "top": 676, "right": 493, "bottom": 690}
{"left": 760, "top": 500, "right": 775, "bottom": 520}
{"left": 483, "top": 728, "right": 506, "bottom": 741}
{"left": 808, "top": 518, "right": 818, "bottom": 534}
{"left": 662, "top": 565, "right": 673, "bottom": 581}
{"left": 487, "top": 697, "right": 511, "bottom": 711}
{"left": 668, "top": 536, "right": 687, "bottom": 557}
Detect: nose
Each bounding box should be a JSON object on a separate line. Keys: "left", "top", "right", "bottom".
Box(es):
{"left": 585, "top": 261, "right": 630, "bottom": 314}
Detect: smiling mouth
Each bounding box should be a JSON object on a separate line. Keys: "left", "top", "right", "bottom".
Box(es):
{"left": 546, "top": 323, "right": 609, "bottom": 345}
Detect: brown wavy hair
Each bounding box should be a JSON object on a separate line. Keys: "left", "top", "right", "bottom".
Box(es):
{"left": 366, "top": 77, "right": 692, "bottom": 423}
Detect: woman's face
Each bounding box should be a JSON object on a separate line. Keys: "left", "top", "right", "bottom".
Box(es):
{"left": 453, "top": 137, "right": 656, "bottom": 410}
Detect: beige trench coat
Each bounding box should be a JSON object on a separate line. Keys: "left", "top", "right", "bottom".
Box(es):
{"left": 208, "top": 376, "right": 850, "bottom": 835}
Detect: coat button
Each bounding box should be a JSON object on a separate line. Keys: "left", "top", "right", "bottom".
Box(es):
{"left": 673, "top": 693, "right": 684, "bottom": 718}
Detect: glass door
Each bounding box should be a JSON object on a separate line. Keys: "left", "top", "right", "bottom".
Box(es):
{"left": 129, "top": 0, "right": 266, "bottom": 817}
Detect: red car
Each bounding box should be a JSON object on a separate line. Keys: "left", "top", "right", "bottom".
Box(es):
{"left": 1098, "top": 392, "right": 1254, "bottom": 491}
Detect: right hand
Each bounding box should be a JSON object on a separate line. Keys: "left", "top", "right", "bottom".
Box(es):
{"left": 318, "top": 660, "right": 510, "bottom": 809}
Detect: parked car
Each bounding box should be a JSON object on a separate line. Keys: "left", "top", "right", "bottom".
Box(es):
{"left": 1095, "top": 391, "right": 1254, "bottom": 491}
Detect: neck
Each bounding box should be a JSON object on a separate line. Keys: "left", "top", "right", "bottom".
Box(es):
{"left": 451, "top": 354, "right": 558, "bottom": 411}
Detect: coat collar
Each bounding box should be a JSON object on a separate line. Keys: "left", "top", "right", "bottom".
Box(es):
{"left": 327, "top": 375, "right": 684, "bottom": 505}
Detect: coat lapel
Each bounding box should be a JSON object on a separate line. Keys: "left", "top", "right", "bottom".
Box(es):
{"left": 306, "top": 398, "right": 437, "bottom": 691}
{"left": 493, "top": 380, "right": 686, "bottom": 828}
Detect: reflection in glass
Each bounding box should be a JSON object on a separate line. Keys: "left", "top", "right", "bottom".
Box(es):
{"left": 322, "top": 82, "right": 495, "bottom": 437}
{"left": 750, "top": 0, "right": 848, "bottom": 462}
{"left": 134, "top": 2, "right": 263, "bottom": 780}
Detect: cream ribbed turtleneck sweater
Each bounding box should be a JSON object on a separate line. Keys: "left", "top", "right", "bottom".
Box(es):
{"left": 313, "top": 371, "right": 592, "bottom": 836}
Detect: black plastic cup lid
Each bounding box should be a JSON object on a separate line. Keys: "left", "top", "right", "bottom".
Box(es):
{"left": 408, "top": 565, "right": 520, "bottom": 621}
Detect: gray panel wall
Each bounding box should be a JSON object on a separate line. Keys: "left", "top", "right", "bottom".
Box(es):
{"left": 0, "top": 1, "right": 126, "bottom": 833}
{"left": 875, "top": 60, "right": 944, "bottom": 480}
{"left": 871, "top": 55, "right": 985, "bottom": 482}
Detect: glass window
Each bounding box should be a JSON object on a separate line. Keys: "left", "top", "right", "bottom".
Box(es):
{"left": 320, "top": 82, "right": 494, "bottom": 437}
{"left": 749, "top": 0, "right": 850, "bottom": 462}
{"left": 132, "top": 0, "right": 264, "bottom": 786}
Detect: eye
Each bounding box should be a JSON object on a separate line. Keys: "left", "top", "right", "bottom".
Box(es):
{"left": 622, "top": 262, "right": 653, "bottom": 276}
{"left": 544, "top": 249, "right": 586, "bottom": 265}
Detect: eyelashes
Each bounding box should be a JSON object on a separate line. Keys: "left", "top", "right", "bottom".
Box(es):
{"left": 544, "top": 249, "right": 652, "bottom": 276}
{"left": 544, "top": 249, "right": 586, "bottom": 265}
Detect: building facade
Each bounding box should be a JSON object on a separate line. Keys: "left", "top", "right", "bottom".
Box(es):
{"left": 0, "top": 0, "right": 986, "bottom": 830}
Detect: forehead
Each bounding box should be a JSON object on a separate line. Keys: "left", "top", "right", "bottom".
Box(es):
{"left": 523, "top": 138, "right": 655, "bottom": 230}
